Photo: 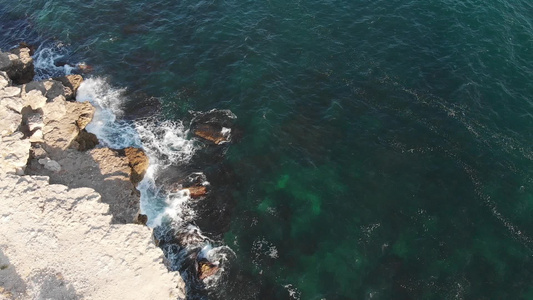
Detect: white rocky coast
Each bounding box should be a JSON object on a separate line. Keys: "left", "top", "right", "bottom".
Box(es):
{"left": 0, "top": 46, "right": 185, "bottom": 299}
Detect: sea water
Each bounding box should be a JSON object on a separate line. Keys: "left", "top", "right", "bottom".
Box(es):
{"left": 0, "top": 0, "right": 532, "bottom": 299}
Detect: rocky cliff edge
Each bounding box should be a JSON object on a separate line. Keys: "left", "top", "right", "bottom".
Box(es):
{"left": 0, "top": 46, "right": 185, "bottom": 299}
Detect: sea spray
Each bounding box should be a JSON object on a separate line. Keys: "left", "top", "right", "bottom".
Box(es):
{"left": 33, "top": 42, "right": 76, "bottom": 80}
{"left": 76, "top": 78, "right": 142, "bottom": 149}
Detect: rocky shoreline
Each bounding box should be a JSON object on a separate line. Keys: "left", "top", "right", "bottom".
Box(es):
{"left": 0, "top": 46, "right": 186, "bottom": 299}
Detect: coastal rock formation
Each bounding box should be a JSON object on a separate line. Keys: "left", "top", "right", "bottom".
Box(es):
{"left": 53, "top": 74, "right": 83, "bottom": 100}
{"left": 0, "top": 47, "right": 186, "bottom": 298}
{"left": 41, "top": 94, "right": 94, "bottom": 157}
{"left": 190, "top": 109, "right": 236, "bottom": 144}
{"left": 185, "top": 185, "right": 208, "bottom": 199}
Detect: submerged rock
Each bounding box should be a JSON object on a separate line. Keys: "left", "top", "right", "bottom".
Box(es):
{"left": 190, "top": 109, "right": 236, "bottom": 145}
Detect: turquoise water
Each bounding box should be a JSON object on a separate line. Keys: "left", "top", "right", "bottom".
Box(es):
{"left": 1, "top": 0, "right": 532, "bottom": 299}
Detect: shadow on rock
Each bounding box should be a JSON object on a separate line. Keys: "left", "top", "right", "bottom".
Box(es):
{"left": 0, "top": 249, "right": 27, "bottom": 298}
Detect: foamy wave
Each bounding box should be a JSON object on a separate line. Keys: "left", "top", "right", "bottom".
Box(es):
{"left": 77, "top": 77, "right": 141, "bottom": 149}
{"left": 198, "top": 244, "right": 236, "bottom": 287}
{"left": 76, "top": 77, "right": 198, "bottom": 227}
{"left": 135, "top": 119, "right": 195, "bottom": 171}
{"left": 135, "top": 118, "right": 197, "bottom": 226}
{"left": 33, "top": 42, "right": 76, "bottom": 80}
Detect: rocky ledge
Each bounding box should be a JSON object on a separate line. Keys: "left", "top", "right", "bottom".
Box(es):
{"left": 0, "top": 46, "right": 185, "bottom": 299}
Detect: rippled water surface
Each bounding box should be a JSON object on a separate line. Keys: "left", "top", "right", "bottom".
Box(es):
{"left": 1, "top": 0, "right": 532, "bottom": 299}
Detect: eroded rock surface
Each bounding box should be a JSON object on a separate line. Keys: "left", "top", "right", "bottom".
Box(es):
{"left": 0, "top": 47, "right": 34, "bottom": 84}
{"left": 0, "top": 174, "right": 185, "bottom": 300}
{"left": 124, "top": 147, "right": 149, "bottom": 187}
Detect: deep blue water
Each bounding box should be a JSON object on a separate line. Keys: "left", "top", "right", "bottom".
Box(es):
{"left": 1, "top": 0, "right": 532, "bottom": 299}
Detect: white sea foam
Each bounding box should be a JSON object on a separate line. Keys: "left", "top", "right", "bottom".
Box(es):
{"left": 33, "top": 43, "right": 75, "bottom": 80}
{"left": 135, "top": 119, "right": 196, "bottom": 226}
{"left": 77, "top": 78, "right": 141, "bottom": 149}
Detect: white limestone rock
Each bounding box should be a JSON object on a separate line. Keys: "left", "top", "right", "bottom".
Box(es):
{"left": 38, "top": 157, "right": 61, "bottom": 172}
{"left": 0, "top": 132, "right": 31, "bottom": 175}
{"left": 0, "top": 174, "right": 186, "bottom": 299}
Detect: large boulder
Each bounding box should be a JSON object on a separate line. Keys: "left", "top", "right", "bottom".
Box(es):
{"left": 23, "top": 80, "right": 66, "bottom": 102}
{"left": 53, "top": 75, "right": 83, "bottom": 101}
{"left": 0, "top": 47, "right": 35, "bottom": 85}
{"left": 124, "top": 147, "right": 149, "bottom": 186}
{"left": 41, "top": 95, "right": 95, "bottom": 158}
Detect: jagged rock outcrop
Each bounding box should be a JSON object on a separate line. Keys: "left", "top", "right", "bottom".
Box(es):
{"left": 0, "top": 47, "right": 186, "bottom": 299}
{"left": 41, "top": 95, "right": 94, "bottom": 157}
{"left": 23, "top": 79, "right": 67, "bottom": 101}
{"left": 0, "top": 47, "right": 34, "bottom": 84}
{"left": 124, "top": 147, "right": 149, "bottom": 187}
{"left": 53, "top": 74, "right": 83, "bottom": 101}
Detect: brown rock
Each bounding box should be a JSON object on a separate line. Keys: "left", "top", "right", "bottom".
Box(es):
{"left": 124, "top": 147, "right": 149, "bottom": 186}
{"left": 135, "top": 214, "right": 148, "bottom": 226}
{"left": 75, "top": 102, "right": 95, "bottom": 130}
{"left": 23, "top": 80, "right": 66, "bottom": 101}
{"left": 41, "top": 96, "right": 95, "bottom": 158}
{"left": 184, "top": 186, "right": 207, "bottom": 199}
{"left": 193, "top": 123, "right": 228, "bottom": 144}
{"left": 76, "top": 129, "right": 99, "bottom": 151}
{"left": 53, "top": 75, "right": 83, "bottom": 100}
{"left": 197, "top": 258, "right": 219, "bottom": 280}
{"left": 18, "top": 42, "right": 36, "bottom": 56}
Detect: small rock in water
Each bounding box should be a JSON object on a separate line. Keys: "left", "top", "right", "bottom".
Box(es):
{"left": 197, "top": 258, "right": 219, "bottom": 280}
{"left": 193, "top": 123, "right": 229, "bottom": 145}
{"left": 184, "top": 186, "right": 208, "bottom": 199}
